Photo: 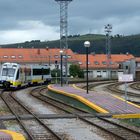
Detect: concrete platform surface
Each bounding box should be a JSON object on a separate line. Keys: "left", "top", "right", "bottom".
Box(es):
{"left": 48, "top": 84, "right": 140, "bottom": 118}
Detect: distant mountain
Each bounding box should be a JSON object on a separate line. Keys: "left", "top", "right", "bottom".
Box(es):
{"left": 1, "top": 34, "right": 140, "bottom": 56}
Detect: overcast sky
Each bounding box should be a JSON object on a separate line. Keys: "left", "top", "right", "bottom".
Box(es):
{"left": 0, "top": 0, "right": 140, "bottom": 44}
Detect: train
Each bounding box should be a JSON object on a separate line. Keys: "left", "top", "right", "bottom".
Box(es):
{"left": 0, "top": 62, "right": 51, "bottom": 88}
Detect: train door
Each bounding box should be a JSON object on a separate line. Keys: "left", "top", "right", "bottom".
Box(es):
{"left": 19, "top": 67, "right": 25, "bottom": 85}
{"left": 25, "top": 67, "right": 32, "bottom": 84}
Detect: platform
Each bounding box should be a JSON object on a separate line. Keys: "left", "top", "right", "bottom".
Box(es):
{"left": 0, "top": 130, "right": 25, "bottom": 140}
{"left": 48, "top": 84, "right": 140, "bottom": 119}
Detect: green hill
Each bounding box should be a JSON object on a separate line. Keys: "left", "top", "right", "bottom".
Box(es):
{"left": 1, "top": 34, "right": 140, "bottom": 56}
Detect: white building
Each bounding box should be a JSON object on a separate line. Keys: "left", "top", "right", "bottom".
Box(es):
{"left": 0, "top": 48, "right": 137, "bottom": 80}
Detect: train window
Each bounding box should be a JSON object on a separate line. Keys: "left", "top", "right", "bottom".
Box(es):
{"left": 2, "top": 68, "right": 7, "bottom": 76}
{"left": 2, "top": 68, "right": 15, "bottom": 77}
{"left": 125, "top": 66, "right": 129, "bottom": 69}
{"left": 33, "top": 69, "right": 40, "bottom": 75}
{"left": 41, "top": 68, "right": 49, "bottom": 75}
{"left": 25, "top": 68, "right": 31, "bottom": 76}
{"left": 33, "top": 68, "right": 50, "bottom": 75}
{"left": 16, "top": 69, "right": 19, "bottom": 80}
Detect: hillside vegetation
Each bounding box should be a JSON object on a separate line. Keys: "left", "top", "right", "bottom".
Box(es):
{"left": 1, "top": 34, "right": 140, "bottom": 56}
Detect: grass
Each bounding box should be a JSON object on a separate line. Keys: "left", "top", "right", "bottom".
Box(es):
{"left": 121, "top": 118, "right": 140, "bottom": 127}
{"left": 68, "top": 34, "right": 106, "bottom": 41}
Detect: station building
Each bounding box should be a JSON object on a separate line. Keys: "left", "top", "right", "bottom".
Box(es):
{"left": 75, "top": 53, "right": 135, "bottom": 79}
{"left": 135, "top": 57, "right": 140, "bottom": 80}
{"left": 0, "top": 48, "right": 77, "bottom": 76}
{"left": 0, "top": 48, "right": 138, "bottom": 80}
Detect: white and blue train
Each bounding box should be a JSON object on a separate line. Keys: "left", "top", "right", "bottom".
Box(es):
{"left": 0, "top": 62, "right": 51, "bottom": 88}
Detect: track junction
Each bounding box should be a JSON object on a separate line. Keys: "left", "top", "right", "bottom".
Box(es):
{"left": 0, "top": 81, "right": 140, "bottom": 139}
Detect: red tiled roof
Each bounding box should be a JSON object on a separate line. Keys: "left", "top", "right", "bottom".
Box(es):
{"left": 76, "top": 54, "right": 134, "bottom": 69}
{"left": 135, "top": 57, "right": 140, "bottom": 62}
{"left": 0, "top": 48, "right": 77, "bottom": 63}
{"left": 0, "top": 48, "right": 135, "bottom": 69}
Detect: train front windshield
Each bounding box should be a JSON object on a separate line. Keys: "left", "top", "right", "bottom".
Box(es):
{"left": 2, "top": 68, "right": 16, "bottom": 77}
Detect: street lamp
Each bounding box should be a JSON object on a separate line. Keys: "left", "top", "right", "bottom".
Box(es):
{"left": 60, "top": 50, "right": 63, "bottom": 86}
{"left": 84, "top": 41, "right": 90, "bottom": 94}
{"left": 104, "top": 24, "right": 112, "bottom": 79}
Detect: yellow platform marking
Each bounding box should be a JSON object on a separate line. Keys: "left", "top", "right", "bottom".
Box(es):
{"left": 48, "top": 85, "right": 109, "bottom": 113}
{"left": 0, "top": 130, "right": 25, "bottom": 140}
{"left": 48, "top": 84, "right": 140, "bottom": 118}
{"left": 32, "top": 79, "right": 44, "bottom": 83}
{"left": 73, "top": 84, "right": 140, "bottom": 116}
{"left": 113, "top": 114, "right": 140, "bottom": 119}
{"left": 111, "top": 94, "right": 140, "bottom": 109}
{"left": 72, "top": 84, "right": 86, "bottom": 91}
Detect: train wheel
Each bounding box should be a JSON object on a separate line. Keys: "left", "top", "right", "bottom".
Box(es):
{"left": 3, "top": 82, "right": 10, "bottom": 89}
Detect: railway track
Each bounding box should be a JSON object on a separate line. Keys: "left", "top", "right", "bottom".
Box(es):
{"left": 30, "top": 86, "right": 140, "bottom": 140}
{"left": 105, "top": 82, "right": 140, "bottom": 105}
{"left": 129, "top": 82, "right": 140, "bottom": 90}
{"left": 0, "top": 90, "right": 63, "bottom": 140}
{"left": 77, "top": 80, "right": 115, "bottom": 90}
{"left": 86, "top": 81, "right": 140, "bottom": 105}
{"left": 106, "top": 82, "right": 140, "bottom": 97}
{"left": 85, "top": 117, "right": 140, "bottom": 140}
{"left": 30, "top": 86, "right": 89, "bottom": 114}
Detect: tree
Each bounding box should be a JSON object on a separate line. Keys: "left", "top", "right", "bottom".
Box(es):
{"left": 51, "top": 69, "right": 60, "bottom": 77}
{"left": 69, "top": 64, "right": 84, "bottom": 78}
{"left": 78, "top": 69, "right": 84, "bottom": 78}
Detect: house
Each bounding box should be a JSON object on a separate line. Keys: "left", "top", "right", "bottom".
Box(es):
{"left": 135, "top": 57, "right": 140, "bottom": 80}
{"left": 0, "top": 48, "right": 77, "bottom": 75}
{"left": 0, "top": 48, "right": 136, "bottom": 80}
{"left": 75, "top": 53, "right": 135, "bottom": 79}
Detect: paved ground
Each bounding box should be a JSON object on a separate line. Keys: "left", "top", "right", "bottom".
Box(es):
{"left": 51, "top": 84, "right": 140, "bottom": 114}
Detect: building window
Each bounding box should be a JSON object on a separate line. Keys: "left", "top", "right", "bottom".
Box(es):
{"left": 54, "top": 55, "right": 59, "bottom": 59}
{"left": 97, "top": 71, "right": 101, "bottom": 77}
{"left": 109, "top": 61, "right": 113, "bottom": 65}
{"left": 56, "top": 65, "right": 59, "bottom": 69}
{"left": 79, "top": 62, "right": 82, "bottom": 65}
{"left": 119, "top": 64, "right": 122, "bottom": 69}
{"left": 102, "top": 61, "right": 106, "bottom": 65}
{"left": 125, "top": 66, "right": 129, "bottom": 69}
{"left": 94, "top": 61, "right": 99, "bottom": 65}
{"left": 11, "top": 56, "right": 16, "bottom": 59}
{"left": 63, "top": 55, "right": 66, "bottom": 58}
{"left": 68, "top": 55, "right": 72, "bottom": 58}
{"left": 3, "top": 56, "right": 8, "bottom": 58}
{"left": 18, "top": 55, "right": 23, "bottom": 58}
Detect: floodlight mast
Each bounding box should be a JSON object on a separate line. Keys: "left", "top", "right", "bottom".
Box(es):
{"left": 55, "top": 0, "right": 73, "bottom": 85}
{"left": 105, "top": 24, "right": 112, "bottom": 79}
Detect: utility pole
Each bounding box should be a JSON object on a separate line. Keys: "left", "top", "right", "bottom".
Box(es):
{"left": 55, "top": 0, "right": 73, "bottom": 85}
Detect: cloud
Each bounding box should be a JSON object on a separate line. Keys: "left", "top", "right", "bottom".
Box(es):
{"left": 0, "top": 0, "right": 140, "bottom": 43}
{"left": 0, "top": 20, "right": 59, "bottom": 44}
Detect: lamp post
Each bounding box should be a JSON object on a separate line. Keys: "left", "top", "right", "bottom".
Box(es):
{"left": 84, "top": 41, "right": 90, "bottom": 94}
{"left": 105, "top": 24, "right": 112, "bottom": 79}
{"left": 60, "top": 50, "right": 63, "bottom": 86}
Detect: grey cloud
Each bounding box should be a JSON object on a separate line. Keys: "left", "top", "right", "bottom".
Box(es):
{"left": 0, "top": 0, "right": 140, "bottom": 43}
